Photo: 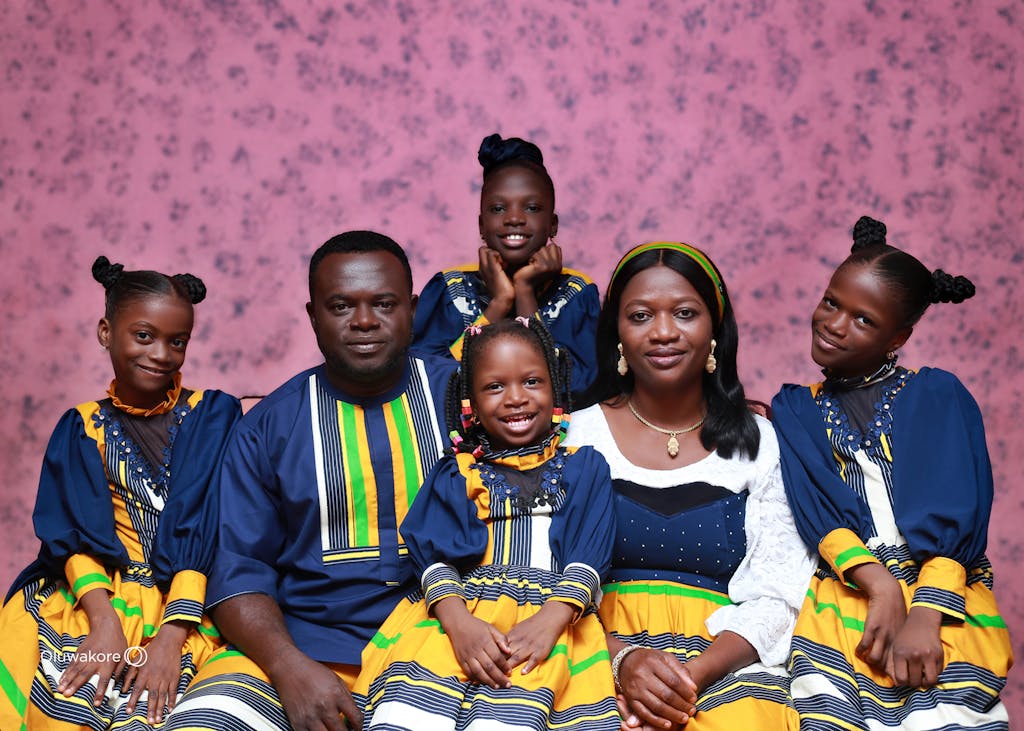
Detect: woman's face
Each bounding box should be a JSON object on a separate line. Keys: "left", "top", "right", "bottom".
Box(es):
{"left": 617, "top": 264, "right": 714, "bottom": 394}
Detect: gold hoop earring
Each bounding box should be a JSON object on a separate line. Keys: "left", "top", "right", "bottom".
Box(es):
{"left": 705, "top": 339, "right": 718, "bottom": 374}
{"left": 617, "top": 343, "right": 629, "bottom": 376}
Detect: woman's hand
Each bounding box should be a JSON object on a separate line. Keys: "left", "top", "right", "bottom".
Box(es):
{"left": 120, "top": 621, "right": 188, "bottom": 724}
{"left": 479, "top": 247, "right": 515, "bottom": 321}
{"left": 887, "top": 606, "right": 945, "bottom": 687}
{"left": 57, "top": 589, "right": 127, "bottom": 707}
{"left": 847, "top": 563, "right": 907, "bottom": 672}
{"left": 434, "top": 596, "right": 512, "bottom": 689}
{"left": 506, "top": 601, "right": 574, "bottom": 675}
{"left": 617, "top": 647, "right": 697, "bottom": 729}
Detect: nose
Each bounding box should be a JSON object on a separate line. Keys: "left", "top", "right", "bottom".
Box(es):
{"left": 504, "top": 383, "right": 528, "bottom": 406}
{"left": 822, "top": 310, "right": 846, "bottom": 335}
{"left": 350, "top": 302, "right": 380, "bottom": 330}
{"left": 503, "top": 206, "right": 525, "bottom": 226}
{"left": 150, "top": 339, "right": 173, "bottom": 364}
{"left": 649, "top": 311, "right": 679, "bottom": 342}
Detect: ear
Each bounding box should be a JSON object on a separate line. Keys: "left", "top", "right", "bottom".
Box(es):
{"left": 409, "top": 293, "right": 419, "bottom": 319}
{"left": 97, "top": 318, "right": 111, "bottom": 349}
{"left": 889, "top": 326, "right": 913, "bottom": 353}
{"left": 306, "top": 301, "right": 316, "bottom": 330}
{"left": 478, "top": 214, "right": 484, "bottom": 239}
{"left": 549, "top": 212, "right": 559, "bottom": 239}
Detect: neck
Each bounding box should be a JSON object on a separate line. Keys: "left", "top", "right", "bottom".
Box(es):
{"left": 629, "top": 383, "right": 706, "bottom": 427}
{"left": 323, "top": 364, "right": 405, "bottom": 400}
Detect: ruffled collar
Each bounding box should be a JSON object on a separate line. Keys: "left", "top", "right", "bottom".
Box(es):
{"left": 107, "top": 372, "right": 183, "bottom": 416}
{"left": 479, "top": 430, "right": 563, "bottom": 469}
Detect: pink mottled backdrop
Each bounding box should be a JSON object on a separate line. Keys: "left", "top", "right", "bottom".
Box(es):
{"left": 2, "top": 0, "right": 1021, "bottom": 719}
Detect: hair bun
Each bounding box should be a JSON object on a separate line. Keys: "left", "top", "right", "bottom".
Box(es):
{"left": 92, "top": 255, "right": 125, "bottom": 290}
{"left": 930, "top": 269, "right": 976, "bottom": 305}
{"left": 173, "top": 273, "right": 208, "bottom": 304}
{"left": 851, "top": 216, "right": 887, "bottom": 251}
{"left": 477, "top": 133, "right": 544, "bottom": 175}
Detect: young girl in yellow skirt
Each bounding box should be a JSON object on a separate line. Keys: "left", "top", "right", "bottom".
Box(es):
{"left": 0, "top": 256, "right": 241, "bottom": 730}
{"left": 772, "top": 216, "right": 1013, "bottom": 729}
{"left": 354, "top": 317, "right": 620, "bottom": 729}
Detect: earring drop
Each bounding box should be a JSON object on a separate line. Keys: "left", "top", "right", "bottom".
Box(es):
{"left": 705, "top": 339, "right": 717, "bottom": 374}
{"left": 617, "top": 343, "right": 629, "bottom": 376}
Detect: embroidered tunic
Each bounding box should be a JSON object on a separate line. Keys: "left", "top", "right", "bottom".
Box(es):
{"left": 411, "top": 265, "right": 600, "bottom": 395}
{"left": 0, "top": 386, "right": 240, "bottom": 731}
{"left": 772, "top": 366, "right": 1012, "bottom": 730}
{"left": 354, "top": 441, "right": 620, "bottom": 730}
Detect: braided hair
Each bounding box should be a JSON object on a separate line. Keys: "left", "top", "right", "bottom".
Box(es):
{"left": 92, "top": 255, "right": 206, "bottom": 320}
{"left": 444, "top": 316, "right": 572, "bottom": 457}
{"left": 843, "top": 215, "right": 976, "bottom": 327}
{"left": 478, "top": 133, "right": 555, "bottom": 207}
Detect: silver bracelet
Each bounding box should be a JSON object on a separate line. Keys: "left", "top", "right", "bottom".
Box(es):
{"left": 611, "top": 644, "right": 644, "bottom": 691}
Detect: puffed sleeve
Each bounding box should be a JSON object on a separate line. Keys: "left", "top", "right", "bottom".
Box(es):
{"left": 205, "top": 415, "right": 286, "bottom": 608}
{"left": 401, "top": 453, "right": 489, "bottom": 610}
{"left": 151, "top": 390, "right": 242, "bottom": 625}
{"left": 705, "top": 419, "right": 817, "bottom": 667}
{"left": 22, "top": 408, "right": 128, "bottom": 604}
{"left": 543, "top": 274, "right": 599, "bottom": 397}
{"left": 891, "top": 368, "right": 993, "bottom": 622}
{"left": 411, "top": 270, "right": 485, "bottom": 363}
{"left": 548, "top": 446, "right": 614, "bottom": 619}
{"left": 771, "top": 385, "right": 882, "bottom": 582}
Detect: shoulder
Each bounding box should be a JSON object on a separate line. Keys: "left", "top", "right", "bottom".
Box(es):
{"left": 234, "top": 367, "right": 320, "bottom": 429}
{"left": 750, "top": 413, "right": 780, "bottom": 470}
{"left": 907, "top": 366, "right": 968, "bottom": 394}
{"left": 183, "top": 388, "right": 242, "bottom": 414}
{"left": 564, "top": 404, "right": 608, "bottom": 447}
{"left": 559, "top": 267, "right": 595, "bottom": 286}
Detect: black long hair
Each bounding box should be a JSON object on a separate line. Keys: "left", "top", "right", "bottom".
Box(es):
{"left": 842, "top": 216, "right": 975, "bottom": 327}
{"left": 444, "top": 316, "right": 572, "bottom": 456}
{"left": 581, "top": 244, "right": 760, "bottom": 460}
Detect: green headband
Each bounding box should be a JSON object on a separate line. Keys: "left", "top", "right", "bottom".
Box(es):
{"left": 610, "top": 242, "right": 726, "bottom": 324}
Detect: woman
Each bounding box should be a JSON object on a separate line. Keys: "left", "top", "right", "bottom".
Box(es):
{"left": 565, "top": 242, "right": 814, "bottom": 729}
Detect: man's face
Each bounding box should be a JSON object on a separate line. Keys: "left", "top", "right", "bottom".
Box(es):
{"left": 306, "top": 250, "right": 417, "bottom": 397}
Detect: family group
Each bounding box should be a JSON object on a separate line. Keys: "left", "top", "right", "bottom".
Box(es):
{"left": 0, "top": 134, "right": 1011, "bottom": 731}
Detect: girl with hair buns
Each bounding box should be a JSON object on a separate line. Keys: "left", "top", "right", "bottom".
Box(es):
{"left": 412, "top": 132, "right": 600, "bottom": 396}
{"left": 772, "top": 216, "right": 1013, "bottom": 729}
{"left": 0, "top": 257, "right": 241, "bottom": 730}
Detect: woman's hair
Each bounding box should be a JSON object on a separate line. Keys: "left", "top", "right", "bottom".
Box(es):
{"left": 444, "top": 316, "right": 572, "bottom": 456}
{"left": 478, "top": 133, "right": 555, "bottom": 206}
{"left": 841, "top": 215, "right": 976, "bottom": 327}
{"left": 581, "top": 243, "right": 760, "bottom": 460}
{"left": 92, "top": 255, "right": 206, "bottom": 320}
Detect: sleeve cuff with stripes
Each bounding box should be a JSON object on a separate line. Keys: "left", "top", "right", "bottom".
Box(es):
{"left": 819, "top": 528, "right": 881, "bottom": 584}
{"left": 64, "top": 554, "right": 113, "bottom": 604}
{"left": 422, "top": 562, "right": 464, "bottom": 610}
{"left": 911, "top": 556, "right": 967, "bottom": 622}
{"left": 551, "top": 563, "right": 601, "bottom": 620}
{"left": 160, "top": 570, "right": 208, "bottom": 625}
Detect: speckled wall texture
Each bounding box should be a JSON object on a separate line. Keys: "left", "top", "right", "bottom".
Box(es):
{"left": 1, "top": 0, "right": 1021, "bottom": 718}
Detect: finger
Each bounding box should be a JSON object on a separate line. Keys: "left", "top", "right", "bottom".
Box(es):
{"left": 628, "top": 699, "right": 675, "bottom": 729}
{"left": 855, "top": 625, "right": 874, "bottom": 660}
{"left": 120, "top": 664, "right": 139, "bottom": 696}
{"left": 477, "top": 654, "right": 511, "bottom": 689}
{"left": 94, "top": 667, "right": 115, "bottom": 706}
{"left": 892, "top": 655, "right": 909, "bottom": 686}
{"left": 126, "top": 673, "right": 146, "bottom": 713}
{"left": 922, "top": 656, "right": 940, "bottom": 688}
{"left": 884, "top": 649, "right": 896, "bottom": 683}
{"left": 336, "top": 682, "right": 364, "bottom": 730}
{"left": 651, "top": 660, "right": 697, "bottom": 703}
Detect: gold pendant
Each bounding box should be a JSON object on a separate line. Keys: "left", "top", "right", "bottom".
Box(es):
{"left": 667, "top": 435, "right": 680, "bottom": 457}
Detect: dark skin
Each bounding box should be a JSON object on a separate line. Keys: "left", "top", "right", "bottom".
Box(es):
{"left": 210, "top": 250, "right": 419, "bottom": 730}
{"left": 59, "top": 294, "right": 197, "bottom": 723}
{"left": 603, "top": 265, "right": 759, "bottom": 729}
{"left": 477, "top": 165, "right": 562, "bottom": 323}
{"left": 811, "top": 262, "right": 944, "bottom": 687}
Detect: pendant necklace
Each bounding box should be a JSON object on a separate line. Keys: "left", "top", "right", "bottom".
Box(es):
{"left": 627, "top": 400, "right": 706, "bottom": 457}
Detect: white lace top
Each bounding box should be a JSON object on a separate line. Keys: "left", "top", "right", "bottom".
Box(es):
{"left": 564, "top": 404, "right": 814, "bottom": 667}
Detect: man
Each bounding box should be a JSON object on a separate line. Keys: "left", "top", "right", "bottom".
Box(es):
{"left": 165, "top": 231, "right": 454, "bottom": 730}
